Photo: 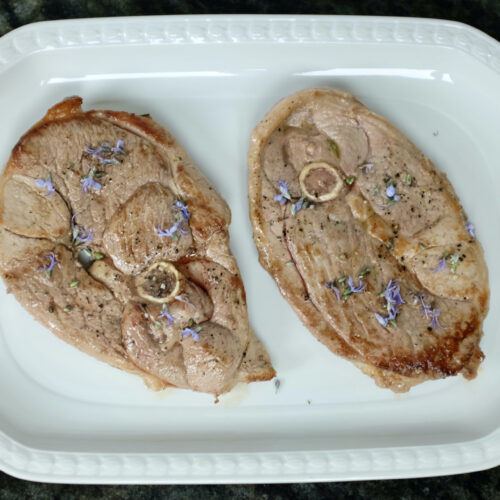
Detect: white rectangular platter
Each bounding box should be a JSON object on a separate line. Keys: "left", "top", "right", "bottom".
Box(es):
{"left": 0, "top": 15, "right": 499, "bottom": 483}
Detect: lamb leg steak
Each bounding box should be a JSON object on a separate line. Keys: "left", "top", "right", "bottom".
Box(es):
{"left": 0, "top": 96, "right": 275, "bottom": 396}
{"left": 248, "top": 87, "right": 489, "bottom": 392}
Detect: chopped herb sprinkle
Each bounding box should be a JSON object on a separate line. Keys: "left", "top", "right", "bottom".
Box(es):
{"left": 406, "top": 174, "right": 413, "bottom": 186}
{"left": 359, "top": 267, "right": 371, "bottom": 277}
{"left": 85, "top": 140, "right": 126, "bottom": 165}
{"left": 155, "top": 321, "right": 162, "bottom": 329}
{"left": 345, "top": 176, "right": 356, "bottom": 185}
{"left": 35, "top": 174, "right": 55, "bottom": 196}
{"left": 325, "top": 275, "right": 365, "bottom": 302}
{"left": 450, "top": 253, "right": 460, "bottom": 273}
{"left": 70, "top": 280, "right": 79, "bottom": 287}
{"left": 328, "top": 139, "right": 340, "bottom": 158}
{"left": 63, "top": 305, "right": 73, "bottom": 312}
{"left": 93, "top": 252, "right": 104, "bottom": 260}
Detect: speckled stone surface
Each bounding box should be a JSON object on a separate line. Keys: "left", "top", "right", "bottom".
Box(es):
{"left": 0, "top": 0, "right": 499, "bottom": 496}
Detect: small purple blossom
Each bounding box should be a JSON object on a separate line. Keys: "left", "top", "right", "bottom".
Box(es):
{"left": 375, "top": 279, "right": 404, "bottom": 327}
{"left": 182, "top": 327, "right": 200, "bottom": 341}
{"left": 81, "top": 176, "right": 101, "bottom": 193}
{"left": 35, "top": 174, "right": 55, "bottom": 196}
{"left": 348, "top": 276, "right": 365, "bottom": 294}
{"left": 466, "top": 221, "right": 475, "bottom": 238}
{"left": 417, "top": 293, "right": 445, "bottom": 330}
{"left": 173, "top": 200, "right": 190, "bottom": 220}
{"left": 432, "top": 258, "right": 447, "bottom": 273}
{"left": 324, "top": 281, "right": 341, "bottom": 301}
{"left": 429, "top": 308, "right": 445, "bottom": 330}
{"left": 386, "top": 184, "right": 401, "bottom": 202}
{"left": 157, "top": 222, "right": 180, "bottom": 238}
{"left": 112, "top": 139, "right": 125, "bottom": 154}
{"left": 375, "top": 313, "right": 389, "bottom": 327}
{"left": 159, "top": 304, "right": 174, "bottom": 326}
{"left": 175, "top": 294, "right": 194, "bottom": 308}
{"left": 71, "top": 214, "right": 93, "bottom": 245}
{"left": 40, "top": 252, "right": 56, "bottom": 276}
{"left": 274, "top": 180, "right": 292, "bottom": 205}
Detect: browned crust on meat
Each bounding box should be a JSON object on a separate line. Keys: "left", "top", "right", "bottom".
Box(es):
{"left": 249, "top": 87, "right": 488, "bottom": 391}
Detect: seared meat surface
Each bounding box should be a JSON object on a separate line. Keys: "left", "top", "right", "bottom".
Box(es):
{"left": 248, "top": 88, "right": 488, "bottom": 392}
{"left": 0, "top": 97, "right": 275, "bottom": 395}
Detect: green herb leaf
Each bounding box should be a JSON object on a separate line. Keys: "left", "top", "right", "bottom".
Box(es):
{"left": 188, "top": 318, "right": 195, "bottom": 328}
{"left": 386, "top": 178, "right": 395, "bottom": 186}
{"left": 406, "top": 174, "right": 412, "bottom": 186}
{"left": 328, "top": 139, "right": 340, "bottom": 158}
{"left": 359, "top": 267, "right": 371, "bottom": 277}
{"left": 338, "top": 277, "right": 346, "bottom": 284}
{"left": 63, "top": 305, "right": 73, "bottom": 312}
{"left": 286, "top": 261, "right": 294, "bottom": 267}
{"left": 450, "top": 253, "right": 460, "bottom": 273}
{"left": 70, "top": 280, "right": 79, "bottom": 287}
{"left": 373, "top": 188, "right": 379, "bottom": 196}
{"left": 93, "top": 252, "right": 104, "bottom": 260}
{"left": 155, "top": 321, "right": 162, "bottom": 329}
{"left": 390, "top": 319, "right": 397, "bottom": 327}
{"left": 345, "top": 177, "right": 356, "bottom": 185}
{"left": 386, "top": 241, "right": 394, "bottom": 250}
{"left": 194, "top": 326, "right": 203, "bottom": 333}
{"left": 339, "top": 253, "right": 346, "bottom": 260}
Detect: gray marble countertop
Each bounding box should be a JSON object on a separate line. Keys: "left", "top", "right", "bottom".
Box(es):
{"left": 0, "top": 0, "right": 499, "bottom": 497}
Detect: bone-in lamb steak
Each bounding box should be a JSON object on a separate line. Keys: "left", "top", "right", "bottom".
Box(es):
{"left": 248, "top": 87, "right": 489, "bottom": 392}
{"left": 0, "top": 96, "right": 275, "bottom": 395}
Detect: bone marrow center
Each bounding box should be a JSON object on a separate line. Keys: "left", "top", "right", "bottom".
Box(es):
{"left": 299, "top": 162, "right": 342, "bottom": 202}
{"left": 135, "top": 262, "right": 184, "bottom": 303}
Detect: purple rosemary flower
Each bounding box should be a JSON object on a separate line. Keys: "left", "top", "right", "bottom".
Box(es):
{"left": 71, "top": 214, "right": 93, "bottom": 245}
{"left": 182, "top": 327, "right": 201, "bottom": 341}
{"left": 112, "top": 139, "right": 125, "bottom": 154}
{"left": 324, "top": 281, "right": 341, "bottom": 301}
{"left": 158, "top": 304, "right": 174, "bottom": 326}
{"left": 175, "top": 294, "right": 194, "bottom": 308}
{"left": 466, "top": 221, "right": 475, "bottom": 238}
{"left": 375, "top": 313, "right": 389, "bottom": 327}
{"left": 348, "top": 276, "right": 365, "bottom": 294}
{"left": 173, "top": 200, "right": 190, "bottom": 220}
{"left": 84, "top": 146, "right": 102, "bottom": 155}
{"left": 386, "top": 184, "right": 401, "bottom": 202}
{"left": 177, "top": 221, "right": 189, "bottom": 235}
{"left": 40, "top": 252, "right": 56, "bottom": 277}
{"left": 35, "top": 174, "right": 55, "bottom": 196}
{"left": 290, "top": 197, "right": 305, "bottom": 216}
{"left": 157, "top": 222, "right": 181, "bottom": 239}
{"left": 274, "top": 180, "right": 292, "bottom": 205}
{"left": 417, "top": 294, "right": 432, "bottom": 319}
{"left": 432, "top": 258, "right": 447, "bottom": 273}
{"left": 375, "top": 279, "right": 404, "bottom": 327}
{"left": 429, "top": 308, "right": 445, "bottom": 330}
{"left": 81, "top": 168, "right": 101, "bottom": 193}
{"left": 417, "top": 294, "right": 445, "bottom": 330}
